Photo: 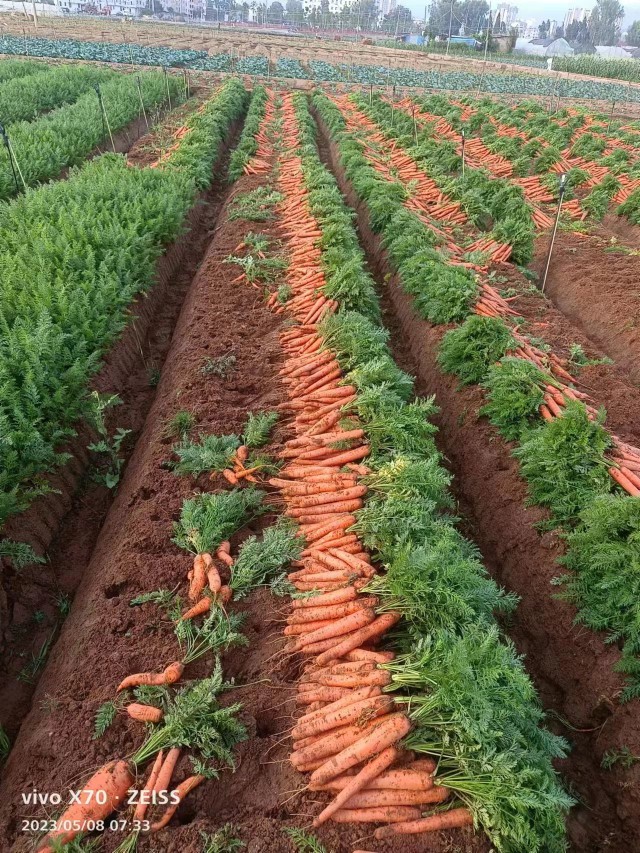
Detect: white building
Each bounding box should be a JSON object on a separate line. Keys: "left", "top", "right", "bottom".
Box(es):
{"left": 563, "top": 7, "right": 589, "bottom": 30}
{"left": 53, "top": 0, "right": 146, "bottom": 15}
{"left": 379, "top": 0, "right": 396, "bottom": 16}
{"left": 302, "top": 0, "right": 357, "bottom": 15}
{"left": 496, "top": 3, "right": 518, "bottom": 27}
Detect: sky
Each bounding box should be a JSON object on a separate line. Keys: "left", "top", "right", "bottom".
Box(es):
{"left": 403, "top": 1, "right": 640, "bottom": 26}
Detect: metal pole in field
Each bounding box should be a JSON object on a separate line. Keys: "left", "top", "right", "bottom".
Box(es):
{"left": 369, "top": 82, "right": 373, "bottom": 105}
{"left": 461, "top": 128, "right": 466, "bottom": 176}
{"left": 164, "top": 67, "right": 172, "bottom": 111}
{"left": 608, "top": 99, "right": 616, "bottom": 133}
{"left": 446, "top": 0, "right": 453, "bottom": 56}
{"left": 412, "top": 103, "right": 418, "bottom": 142}
{"left": 542, "top": 173, "right": 568, "bottom": 294}
{"left": 136, "top": 75, "right": 149, "bottom": 130}
{"left": 0, "top": 124, "right": 24, "bottom": 194}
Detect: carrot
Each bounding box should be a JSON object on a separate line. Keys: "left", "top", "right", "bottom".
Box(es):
{"left": 313, "top": 669, "right": 391, "bottom": 689}
{"left": 344, "top": 649, "right": 395, "bottom": 664}
{"left": 152, "top": 747, "right": 181, "bottom": 797}
{"left": 38, "top": 760, "right": 134, "bottom": 851}
{"left": 374, "top": 806, "right": 474, "bottom": 839}
{"left": 296, "top": 687, "right": 354, "bottom": 705}
{"left": 292, "top": 695, "right": 393, "bottom": 741}
{"left": 299, "top": 686, "right": 383, "bottom": 726}
{"left": 189, "top": 554, "right": 207, "bottom": 602}
{"left": 291, "top": 716, "right": 389, "bottom": 768}
{"left": 313, "top": 745, "right": 399, "bottom": 826}
{"left": 117, "top": 661, "right": 184, "bottom": 692}
{"left": 287, "top": 599, "right": 378, "bottom": 624}
{"left": 330, "top": 806, "right": 421, "bottom": 823}
{"left": 149, "top": 774, "right": 206, "bottom": 832}
{"left": 284, "top": 619, "right": 336, "bottom": 636}
{"left": 126, "top": 703, "right": 163, "bottom": 724}
{"left": 219, "top": 585, "right": 232, "bottom": 605}
{"left": 292, "top": 587, "right": 358, "bottom": 609}
{"left": 216, "top": 548, "right": 234, "bottom": 568}
{"left": 310, "top": 714, "right": 412, "bottom": 786}
{"left": 179, "top": 596, "right": 211, "bottom": 621}
{"left": 207, "top": 563, "right": 221, "bottom": 595}
{"left": 133, "top": 750, "right": 164, "bottom": 822}
{"left": 315, "top": 612, "right": 402, "bottom": 666}
{"left": 341, "top": 786, "right": 449, "bottom": 808}
{"left": 294, "top": 609, "right": 376, "bottom": 651}
{"left": 318, "top": 767, "right": 434, "bottom": 793}
{"left": 222, "top": 469, "right": 238, "bottom": 484}
{"left": 287, "top": 487, "right": 367, "bottom": 508}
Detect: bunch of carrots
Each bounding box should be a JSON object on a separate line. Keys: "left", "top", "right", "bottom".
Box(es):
{"left": 262, "top": 93, "right": 475, "bottom": 842}
{"left": 466, "top": 235, "right": 513, "bottom": 264}
{"left": 222, "top": 444, "right": 261, "bottom": 484}
{"left": 148, "top": 100, "right": 209, "bottom": 170}
{"left": 244, "top": 88, "right": 276, "bottom": 175}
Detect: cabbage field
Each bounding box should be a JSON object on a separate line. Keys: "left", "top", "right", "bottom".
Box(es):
{"left": 0, "top": 59, "right": 639, "bottom": 853}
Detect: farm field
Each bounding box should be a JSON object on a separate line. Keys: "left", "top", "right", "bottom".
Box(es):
{"left": 1, "top": 54, "right": 640, "bottom": 853}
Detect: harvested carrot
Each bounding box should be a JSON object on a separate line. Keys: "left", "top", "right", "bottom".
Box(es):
{"left": 318, "top": 767, "right": 434, "bottom": 793}
{"left": 189, "top": 554, "right": 207, "bottom": 602}
{"left": 152, "top": 747, "right": 181, "bottom": 797}
{"left": 330, "top": 805, "right": 421, "bottom": 823}
{"left": 374, "top": 806, "right": 473, "bottom": 839}
{"left": 310, "top": 714, "right": 412, "bottom": 786}
{"left": 126, "top": 703, "right": 163, "bottom": 724}
{"left": 315, "top": 612, "right": 401, "bottom": 666}
{"left": 292, "top": 695, "right": 393, "bottom": 740}
{"left": 133, "top": 750, "right": 164, "bottom": 822}
{"left": 313, "top": 745, "right": 399, "bottom": 826}
{"left": 38, "top": 760, "right": 133, "bottom": 850}
{"left": 117, "top": 661, "right": 184, "bottom": 693}
{"left": 149, "top": 774, "right": 205, "bottom": 831}
{"left": 291, "top": 587, "right": 357, "bottom": 609}
{"left": 341, "top": 785, "right": 449, "bottom": 808}
{"left": 293, "top": 608, "right": 376, "bottom": 651}
{"left": 207, "top": 562, "right": 221, "bottom": 595}
{"left": 179, "top": 596, "right": 211, "bottom": 621}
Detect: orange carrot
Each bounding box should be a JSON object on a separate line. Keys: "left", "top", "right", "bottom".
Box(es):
{"left": 296, "top": 687, "right": 354, "bottom": 705}
{"left": 310, "top": 714, "right": 412, "bottom": 786}
{"left": 345, "top": 649, "right": 395, "bottom": 664}
{"left": 292, "top": 587, "right": 358, "bottom": 609}
{"left": 330, "top": 806, "right": 421, "bottom": 823}
{"left": 179, "top": 596, "right": 211, "bottom": 621}
{"left": 207, "top": 562, "right": 222, "bottom": 595}
{"left": 294, "top": 609, "right": 376, "bottom": 650}
{"left": 38, "top": 760, "right": 134, "bottom": 851}
{"left": 117, "top": 661, "right": 184, "bottom": 693}
{"left": 219, "top": 585, "right": 233, "bottom": 605}
{"left": 149, "top": 774, "right": 205, "bottom": 832}
{"left": 299, "top": 686, "right": 383, "bottom": 726}
{"left": 189, "top": 555, "right": 207, "bottom": 602}
{"left": 315, "top": 612, "right": 401, "bottom": 666}
{"left": 374, "top": 807, "right": 474, "bottom": 839}
{"left": 133, "top": 750, "right": 164, "bottom": 822}
{"left": 341, "top": 786, "right": 449, "bottom": 808}
{"left": 152, "top": 747, "right": 181, "bottom": 797}
{"left": 293, "top": 695, "right": 393, "bottom": 741}
{"left": 318, "top": 767, "right": 434, "bottom": 793}
{"left": 313, "top": 745, "right": 399, "bottom": 826}
{"left": 291, "top": 716, "right": 389, "bottom": 768}
{"left": 126, "top": 703, "right": 163, "bottom": 724}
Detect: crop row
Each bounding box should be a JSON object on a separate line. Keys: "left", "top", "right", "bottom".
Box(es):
{"left": 257, "top": 90, "right": 571, "bottom": 849}
{"left": 0, "top": 58, "right": 46, "bottom": 83}
{"left": 0, "top": 62, "right": 113, "bottom": 125}
{"left": 314, "top": 90, "right": 640, "bottom": 699}
{"left": 0, "top": 69, "right": 182, "bottom": 201}
{"left": 0, "top": 77, "right": 248, "bottom": 530}
{"left": 3, "top": 33, "right": 640, "bottom": 103}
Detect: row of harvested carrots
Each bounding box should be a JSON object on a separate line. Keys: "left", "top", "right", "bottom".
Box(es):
{"left": 269, "top": 92, "right": 475, "bottom": 844}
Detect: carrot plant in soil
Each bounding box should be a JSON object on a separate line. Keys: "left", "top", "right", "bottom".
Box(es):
{"left": 269, "top": 91, "right": 573, "bottom": 851}
{"left": 313, "top": 88, "right": 640, "bottom": 700}
{"left": 0, "top": 77, "right": 247, "bottom": 533}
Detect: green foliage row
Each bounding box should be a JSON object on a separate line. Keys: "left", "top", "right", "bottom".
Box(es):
{"left": 296, "top": 92, "right": 571, "bottom": 853}
{"left": 0, "top": 78, "right": 247, "bottom": 529}
{"left": 228, "top": 86, "right": 268, "bottom": 183}
{"left": 357, "top": 93, "right": 537, "bottom": 264}
{"left": 0, "top": 70, "right": 183, "bottom": 201}
{"left": 0, "top": 58, "right": 48, "bottom": 84}
{"left": 317, "top": 88, "right": 640, "bottom": 697}
{"left": 0, "top": 62, "right": 112, "bottom": 125}
{"left": 312, "top": 91, "right": 478, "bottom": 326}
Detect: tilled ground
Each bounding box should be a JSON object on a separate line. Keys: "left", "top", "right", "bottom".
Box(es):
{"left": 315, "top": 113, "right": 640, "bottom": 853}
{"left": 0, "top": 160, "right": 488, "bottom": 853}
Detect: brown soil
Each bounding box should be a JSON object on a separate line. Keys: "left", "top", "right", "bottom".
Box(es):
{"left": 127, "top": 91, "right": 207, "bottom": 168}
{"left": 315, "top": 112, "right": 640, "bottom": 853}
{"left": 532, "top": 227, "right": 640, "bottom": 385}
{"left": 0, "top": 160, "right": 487, "bottom": 853}
{"left": 0, "top": 121, "right": 242, "bottom": 757}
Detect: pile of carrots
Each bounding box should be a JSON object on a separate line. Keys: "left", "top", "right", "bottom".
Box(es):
{"left": 244, "top": 88, "right": 276, "bottom": 175}
{"left": 466, "top": 235, "right": 512, "bottom": 264}
{"left": 614, "top": 176, "right": 640, "bottom": 204}
{"left": 147, "top": 100, "right": 209, "bottom": 170}
{"left": 268, "top": 92, "right": 475, "bottom": 842}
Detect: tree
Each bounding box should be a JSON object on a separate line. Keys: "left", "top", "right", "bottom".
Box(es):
{"left": 428, "top": 0, "right": 488, "bottom": 37}
{"left": 566, "top": 18, "right": 590, "bottom": 43}
{"left": 383, "top": 3, "right": 413, "bottom": 33}
{"left": 588, "top": 0, "right": 625, "bottom": 45}
{"left": 269, "top": 0, "right": 284, "bottom": 22}
{"left": 627, "top": 20, "right": 640, "bottom": 46}
{"left": 538, "top": 18, "right": 550, "bottom": 39}
{"left": 285, "top": 0, "right": 303, "bottom": 22}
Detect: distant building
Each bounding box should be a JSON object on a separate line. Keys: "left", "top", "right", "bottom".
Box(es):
{"left": 379, "top": 0, "right": 397, "bottom": 16}
{"left": 496, "top": 3, "right": 518, "bottom": 27}
{"left": 563, "top": 7, "right": 589, "bottom": 31}
{"left": 514, "top": 36, "right": 574, "bottom": 56}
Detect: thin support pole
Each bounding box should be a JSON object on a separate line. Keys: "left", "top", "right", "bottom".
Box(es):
{"left": 542, "top": 173, "right": 568, "bottom": 294}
